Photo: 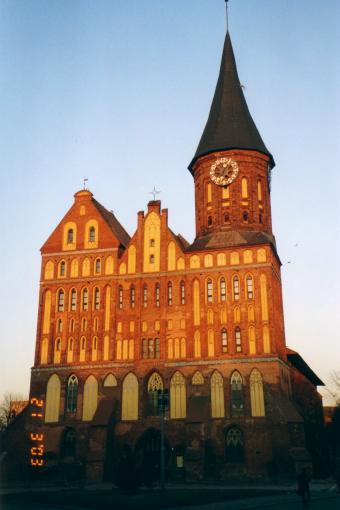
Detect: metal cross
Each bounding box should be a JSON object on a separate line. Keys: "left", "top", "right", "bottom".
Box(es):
{"left": 83, "top": 177, "right": 88, "bottom": 190}
{"left": 149, "top": 186, "right": 161, "bottom": 201}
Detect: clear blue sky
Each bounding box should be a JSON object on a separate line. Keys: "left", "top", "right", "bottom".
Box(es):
{"left": 0, "top": 0, "right": 339, "bottom": 402}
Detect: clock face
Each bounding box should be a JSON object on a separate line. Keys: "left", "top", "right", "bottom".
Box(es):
{"left": 210, "top": 158, "right": 239, "bottom": 186}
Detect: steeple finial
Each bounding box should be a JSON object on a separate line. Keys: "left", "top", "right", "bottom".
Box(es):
{"left": 225, "top": 1, "right": 229, "bottom": 32}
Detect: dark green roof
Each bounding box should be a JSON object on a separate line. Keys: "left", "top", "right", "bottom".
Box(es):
{"left": 189, "top": 32, "right": 274, "bottom": 172}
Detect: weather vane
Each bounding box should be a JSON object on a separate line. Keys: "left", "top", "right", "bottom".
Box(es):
{"left": 149, "top": 186, "right": 161, "bottom": 201}
{"left": 83, "top": 177, "right": 88, "bottom": 190}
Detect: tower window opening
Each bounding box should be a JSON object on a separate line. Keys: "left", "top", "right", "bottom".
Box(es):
{"left": 243, "top": 211, "right": 249, "bottom": 223}
{"left": 94, "top": 287, "right": 100, "bottom": 310}
{"left": 224, "top": 213, "right": 230, "bottom": 223}
{"left": 235, "top": 327, "right": 242, "bottom": 353}
{"left": 60, "top": 261, "right": 66, "bottom": 277}
{"left": 118, "top": 286, "right": 123, "bottom": 309}
{"left": 180, "top": 281, "right": 185, "bottom": 305}
{"left": 70, "top": 289, "right": 77, "bottom": 311}
{"left": 130, "top": 285, "right": 135, "bottom": 308}
{"left": 82, "top": 288, "right": 88, "bottom": 310}
{"left": 57, "top": 290, "right": 65, "bottom": 312}
{"left": 207, "top": 279, "right": 213, "bottom": 303}
{"left": 246, "top": 276, "right": 254, "bottom": 299}
{"left": 150, "top": 239, "right": 155, "bottom": 247}
{"left": 57, "top": 318, "right": 63, "bottom": 333}
{"left": 233, "top": 277, "right": 240, "bottom": 301}
{"left": 142, "top": 338, "right": 147, "bottom": 359}
{"left": 208, "top": 216, "right": 212, "bottom": 227}
{"left": 221, "top": 328, "right": 228, "bottom": 353}
{"left": 259, "top": 212, "right": 263, "bottom": 224}
{"left": 155, "top": 283, "right": 160, "bottom": 308}
{"left": 168, "top": 282, "right": 173, "bottom": 306}
{"left": 220, "top": 278, "right": 226, "bottom": 302}
{"left": 149, "top": 254, "right": 155, "bottom": 264}
{"left": 95, "top": 258, "right": 101, "bottom": 274}
{"left": 143, "top": 285, "right": 148, "bottom": 308}
{"left": 89, "top": 226, "right": 96, "bottom": 243}
{"left": 67, "top": 229, "right": 74, "bottom": 244}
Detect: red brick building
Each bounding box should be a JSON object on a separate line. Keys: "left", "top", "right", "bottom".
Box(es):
{"left": 27, "top": 30, "right": 324, "bottom": 481}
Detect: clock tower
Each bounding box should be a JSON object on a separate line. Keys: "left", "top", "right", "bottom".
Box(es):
{"left": 189, "top": 33, "right": 275, "bottom": 245}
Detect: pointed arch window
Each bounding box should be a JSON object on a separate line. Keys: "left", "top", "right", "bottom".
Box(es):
{"left": 235, "top": 327, "right": 242, "bottom": 353}
{"left": 147, "top": 372, "right": 163, "bottom": 416}
{"left": 246, "top": 275, "right": 254, "bottom": 299}
{"left": 67, "top": 229, "right": 74, "bottom": 244}
{"left": 70, "top": 288, "right": 77, "bottom": 311}
{"left": 250, "top": 369, "right": 265, "bottom": 417}
{"left": 243, "top": 211, "right": 249, "bottom": 223}
{"left": 241, "top": 177, "right": 248, "bottom": 198}
{"left": 89, "top": 226, "right": 96, "bottom": 243}
{"left": 211, "top": 371, "right": 225, "bottom": 418}
{"left": 56, "top": 318, "right": 63, "bottom": 333}
{"left": 57, "top": 289, "right": 65, "bottom": 312}
{"left": 167, "top": 281, "right": 173, "bottom": 306}
{"left": 118, "top": 286, "right": 123, "bottom": 309}
{"left": 45, "top": 374, "right": 61, "bottom": 423}
{"left": 220, "top": 278, "right": 226, "bottom": 302}
{"left": 221, "top": 328, "right": 228, "bottom": 353}
{"left": 94, "top": 287, "right": 100, "bottom": 310}
{"left": 66, "top": 375, "right": 78, "bottom": 413}
{"left": 82, "top": 288, "right": 88, "bottom": 311}
{"left": 226, "top": 427, "right": 244, "bottom": 463}
{"left": 143, "top": 284, "right": 148, "bottom": 308}
{"left": 81, "top": 318, "right": 87, "bottom": 332}
{"left": 142, "top": 338, "right": 147, "bottom": 359}
{"left": 232, "top": 276, "right": 240, "bottom": 301}
{"left": 155, "top": 283, "right": 160, "bottom": 308}
{"left": 130, "top": 285, "right": 135, "bottom": 308}
{"left": 207, "top": 279, "right": 213, "bottom": 303}
{"left": 59, "top": 261, "right": 66, "bottom": 277}
{"left": 80, "top": 336, "right": 86, "bottom": 362}
{"left": 180, "top": 281, "right": 185, "bottom": 305}
{"left": 231, "top": 371, "right": 244, "bottom": 416}
{"left": 170, "top": 372, "right": 186, "bottom": 419}
{"left": 82, "top": 375, "right": 98, "bottom": 421}
{"left": 122, "top": 373, "right": 139, "bottom": 421}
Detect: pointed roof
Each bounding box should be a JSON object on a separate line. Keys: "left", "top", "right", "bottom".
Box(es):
{"left": 92, "top": 198, "right": 131, "bottom": 248}
{"left": 188, "top": 32, "right": 274, "bottom": 172}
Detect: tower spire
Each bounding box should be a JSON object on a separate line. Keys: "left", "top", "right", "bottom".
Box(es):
{"left": 225, "top": 0, "right": 229, "bottom": 32}
{"left": 188, "top": 31, "right": 274, "bottom": 172}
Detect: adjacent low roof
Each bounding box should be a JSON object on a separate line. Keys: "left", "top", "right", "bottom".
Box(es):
{"left": 188, "top": 32, "right": 274, "bottom": 172}
{"left": 287, "top": 347, "right": 324, "bottom": 386}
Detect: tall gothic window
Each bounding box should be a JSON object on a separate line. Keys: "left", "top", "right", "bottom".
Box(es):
{"left": 147, "top": 372, "right": 163, "bottom": 416}
{"left": 89, "top": 226, "right": 96, "bottom": 243}
{"left": 70, "top": 289, "right": 77, "bottom": 311}
{"left": 82, "top": 288, "right": 88, "bottom": 311}
{"left": 94, "top": 287, "right": 100, "bottom": 310}
{"left": 233, "top": 276, "right": 240, "bottom": 301}
{"left": 143, "top": 285, "right": 148, "bottom": 308}
{"left": 67, "top": 229, "right": 74, "bottom": 244}
{"left": 95, "top": 258, "right": 101, "bottom": 274}
{"left": 225, "top": 427, "right": 244, "bottom": 463}
{"left": 231, "top": 371, "right": 243, "bottom": 416}
{"left": 66, "top": 375, "right": 78, "bottom": 413}
{"left": 250, "top": 369, "right": 265, "bottom": 417}
{"left": 170, "top": 371, "right": 186, "bottom": 419}
{"left": 211, "top": 371, "right": 225, "bottom": 418}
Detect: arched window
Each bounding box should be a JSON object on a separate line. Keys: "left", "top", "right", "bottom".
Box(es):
{"left": 67, "top": 337, "right": 74, "bottom": 363}
{"left": 257, "top": 180, "right": 263, "bottom": 202}
{"left": 235, "top": 327, "right": 242, "bottom": 353}
{"left": 167, "top": 281, "right": 173, "bottom": 306}
{"left": 54, "top": 339, "right": 61, "bottom": 362}
{"left": 155, "top": 338, "right": 160, "bottom": 358}
{"left": 170, "top": 371, "right": 186, "bottom": 419}
{"left": 67, "top": 229, "right": 74, "bottom": 244}
{"left": 40, "top": 338, "right": 48, "bottom": 364}
{"left": 193, "top": 279, "right": 200, "bottom": 326}
{"left": 89, "top": 226, "right": 96, "bottom": 243}
{"left": 80, "top": 336, "right": 86, "bottom": 362}
{"left": 231, "top": 371, "right": 243, "bottom": 416}
{"left": 250, "top": 369, "right": 265, "bottom": 417}
{"left": 69, "top": 318, "right": 75, "bottom": 332}
{"left": 232, "top": 276, "right": 240, "bottom": 301}
{"left": 82, "top": 288, "right": 88, "bottom": 311}
{"left": 241, "top": 177, "right": 248, "bottom": 198}
{"left": 118, "top": 286, "right": 123, "bottom": 309}
{"left": 243, "top": 211, "right": 249, "bottom": 223}
{"left": 143, "top": 284, "right": 148, "bottom": 308}
{"left": 208, "top": 330, "right": 214, "bottom": 357}
{"left": 155, "top": 283, "right": 160, "bottom": 307}
{"left": 147, "top": 372, "right": 164, "bottom": 415}
{"left": 45, "top": 374, "right": 61, "bottom": 423}
{"left": 60, "top": 427, "right": 76, "bottom": 458}
{"left": 93, "top": 317, "right": 99, "bottom": 331}
{"left": 103, "top": 373, "right": 117, "bottom": 387}
{"left": 92, "top": 336, "right": 98, "bottom": 361}
{"left": 220, "top": 278, "right": 226, "bottom": 302}
{"left": 207, "top": 216, "right": 212, "bottom": 227}
{"left": 142, "top": 339, "right": 147, "bottom": 359}
{"left": 225, "top": 427, "right": 244, "bottom": 463}
{"left": 130, "top": 285, "right": 135, "bottom": 308}
{"left": 94, "top": 287, "right": 100, "bottom": 310}
{"left": 66, "top": 375, "right": 78, "bottom": 413}
{"left": 211, "top": 371, "right": 224, "bottom": 418}
{"left": 148, "top": 338, "right": 155, "bottom": 358}
{"left": 122, "top": 373, "right": 139, "bottom": 420}
{"left": 95, "top": 258, "right": 101, "bottom": 274}
{"left": 221, "top": 328, "right": 228, "bottom": 353}
{"left": 180, "top": 281, "right": 185, "bottom": 305}
{"left": 70, "top": 288, "right": 77, "bottom": 311}
{"left": 81, "top": 318, "right": 87, "bottom": 332}
{"left": 246, "top": 275, "right": 254, "bottom": 299}
{"left": 82, "top": 375, "right": 98, "bottom": 421}
{"left": 207, "top": 279, "right": 213, "bottom": 303}
{"left": 194, "top": 330, "right": 201, "bottom": 358}
{"left": 57, "top": 289, "right": 65, "bottom": 312}
{"left": 224, "top": 213, "right": 230, "bottom": 223}
{"left": 192, "top": 371, "right": 204, "bottom": 385}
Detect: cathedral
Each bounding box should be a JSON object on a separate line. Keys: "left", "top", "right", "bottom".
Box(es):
{"left": 27, "top": 27, "right": 324, "bottom": 482}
